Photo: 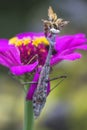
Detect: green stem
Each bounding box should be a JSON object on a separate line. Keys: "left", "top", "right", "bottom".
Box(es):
{"left": 24, "top": 86, "right": 34, "bottom": 130}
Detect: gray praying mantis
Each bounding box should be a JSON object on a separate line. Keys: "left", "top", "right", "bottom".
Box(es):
{"left": 31, "top": 7, "right": 68, "bottom": 118}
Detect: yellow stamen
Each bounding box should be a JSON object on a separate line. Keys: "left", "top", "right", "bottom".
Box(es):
{"left": 32, "top": 37, "right": 49, "bottom": 47}
{"left": 15, "top": 39, "right": 23, "bottom": 46}
{"left": 9, "top": 37, "right": 31, "bottom": 46}
{"left": 23, "top": 37, "right": 31, "bottom": 45}
{"left": 9, "top": 37, "right": 18, "bottom": 45}
{"left": 9, "top": 36, "right": 49, "bottom": 47}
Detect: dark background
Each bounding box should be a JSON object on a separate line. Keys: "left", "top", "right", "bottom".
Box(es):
{"left": 0, "top": 0, "right": 87, "bottom": 130}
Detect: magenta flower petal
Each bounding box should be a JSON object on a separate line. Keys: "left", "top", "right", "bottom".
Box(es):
{"left": 0, "top": 57, "right": 12, "bottom": 67}
{"left": 51, "top": 52, "right": 82, "bottom": 65}
{"left": 59, "top": 52, "right": 82, "bottom": 60}
{"left": 55, "top": 33, "right": 87, "bottom": 52}
{"left": 10, "top": 61, "right": 38, "bottom": 75}
{"left": 0, "top": 39, "right": 21, "bottom": 67}
{"left": 55, "top": 35, "right": 73, "bottom": 52}
{"left": 0, "top": 51, "right": 15, "bottom": 68}
{"left": 51, "top": 55, "right": 61, "bottom": 66}
{"left": 69, "top": 33, "right": 86, "bottom": 47}
{"left": 17, "top": 32, "right": 44, "bottom": 39}
{"left": 72, "top": 45, "right": 87, "bottom": 50}
{"left": 0, "top": 47, "right": 21, "bottom": 67}
{"left": 26, "top": 71, "right": 50, "bottom": 100}
{"left": 51, "top": 33, "right": 87, "bottom": 66}
{"left": 58, "top": 44, "right": 87, "bottom": 57}
{"left": 0, "top": 39, "right": 9, "bottom": 47}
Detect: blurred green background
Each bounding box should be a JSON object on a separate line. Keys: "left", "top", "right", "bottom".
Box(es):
{"left": 0, "top": 0, "right": 87, "bottom": 130}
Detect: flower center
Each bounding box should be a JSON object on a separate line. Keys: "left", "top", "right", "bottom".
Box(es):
{"left": 9, "top": 36, "right": 49, "bottom": 65}
{"left": 32, "top": 37, "right": 49, "bottom": 46}
{"left": 9, "top": 37, "right": 31, "bottom": 46}
{"left": 9, "top": 36, "right": 49, "bottom": 47}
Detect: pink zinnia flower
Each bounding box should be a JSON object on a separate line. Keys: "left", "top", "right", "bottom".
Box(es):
{"left": 0, "top": 32, "right": 87, "bottom": 100}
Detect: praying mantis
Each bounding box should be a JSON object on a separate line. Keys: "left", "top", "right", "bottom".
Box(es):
{"left": 31, "top": 7, "right": 68, "bottom": 118}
